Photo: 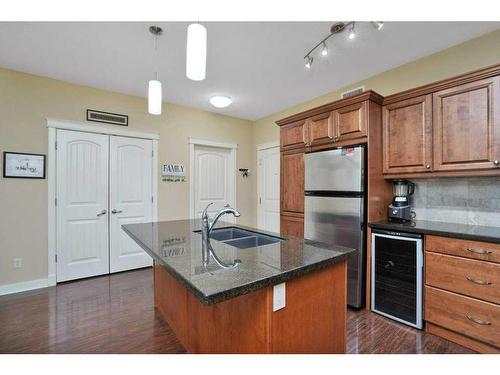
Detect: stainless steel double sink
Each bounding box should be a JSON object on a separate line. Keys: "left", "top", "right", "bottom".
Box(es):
{"left": 196, "top": 227, "right": 283, "bottom": 249}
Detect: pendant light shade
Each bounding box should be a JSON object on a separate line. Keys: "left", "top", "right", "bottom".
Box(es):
{"left": 148, "top": 79, "right": 162, "bottom": 115}
{"left": 186, "top": 23, "right": 207, "bottom": 81}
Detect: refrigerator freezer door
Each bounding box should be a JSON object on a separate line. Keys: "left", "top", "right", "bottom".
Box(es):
{"left": 305, "top": 195, "right": 365, "bottom": 308}
{"left": 305, "top": 146, "right": 364, "bottom": 192}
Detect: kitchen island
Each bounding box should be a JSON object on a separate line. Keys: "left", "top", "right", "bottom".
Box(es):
{"left": 123, "top": 219, "right": 354, "bottom": 354}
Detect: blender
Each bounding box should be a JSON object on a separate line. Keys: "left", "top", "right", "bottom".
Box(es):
{"left": 387, "top": 179, "right": 415, "bottom": 222}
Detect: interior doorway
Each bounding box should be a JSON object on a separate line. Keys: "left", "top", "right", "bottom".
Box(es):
{"left": 257, "top": 142, "right": 280, "bottom": 233}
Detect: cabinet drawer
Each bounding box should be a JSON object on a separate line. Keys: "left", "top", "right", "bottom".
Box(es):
{"left": 426, "top": 252, "right": 500, "bottom": 304}
{"left": 426, "top": 235, "right": 500, "bottom": 264}
{"left": 425, "top": 286, "right": 500, "bottom": 348}
{"left": 280, "top": 120, "right": 307, "bottom": 149}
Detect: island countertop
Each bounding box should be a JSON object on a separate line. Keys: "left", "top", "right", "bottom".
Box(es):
{"left": 122, "top": 219, "right": 354, "bottom": 305}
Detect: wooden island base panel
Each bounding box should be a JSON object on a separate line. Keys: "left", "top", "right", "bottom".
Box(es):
{"left": 153, "top": 261, "right": 347, "bottom": 354}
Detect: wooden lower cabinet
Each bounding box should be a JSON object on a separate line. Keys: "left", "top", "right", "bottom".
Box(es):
{"left": 424, "top": 235, "right": 500, "bottom": 353}
{"left": 280, "top": 213, "right": 304, "bottom": 238}
{"left": 425, "top": 286, "right": 499, "bottom": 353}
{"left": 154, "top": 262, "right": 347, "bottom": 353}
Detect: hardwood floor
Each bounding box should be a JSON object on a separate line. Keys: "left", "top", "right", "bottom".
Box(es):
{"left": 0, "top": 268, "right": 474, "bottom": 354}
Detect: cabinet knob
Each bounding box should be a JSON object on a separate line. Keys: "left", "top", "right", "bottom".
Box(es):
{"left": 494, "top": 160, "right": 499, "bottom": 166}
{"left": 426, "top": 164, "right": 431, "bottom": 169}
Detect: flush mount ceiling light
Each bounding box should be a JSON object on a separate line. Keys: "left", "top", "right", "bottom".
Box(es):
{"left": 303, "top": 21, "right": 384, "bottom": 69}
{"left": 186, "top": 23, "right": 207, "bottom": 81}
{"left": 148, "top": 26, "right": 163, "bottom": 115}
{"left": 209, "top": 95, "right": 232, "bottom": 108}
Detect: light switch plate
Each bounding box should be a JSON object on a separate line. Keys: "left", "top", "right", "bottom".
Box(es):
{"left": 273, "top": 282, "right": 286, "bottom": 312}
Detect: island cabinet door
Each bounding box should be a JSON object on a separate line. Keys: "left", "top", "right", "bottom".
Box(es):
{"left": 382, "top": 95, "right": 433, "bottom": 174}
{"left": 280, "top": 150, "right": 304, "bottom": 214}
{"left": 432, "top": 76, "right": 500, "bottom": 172}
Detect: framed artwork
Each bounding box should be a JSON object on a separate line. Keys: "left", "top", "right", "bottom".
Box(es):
{"left": 3, "top": 152, "right": 46, "bottom": 179}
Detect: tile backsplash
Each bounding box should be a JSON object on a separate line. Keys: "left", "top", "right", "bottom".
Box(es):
{"left": 409, "top": 177, "right": 500, "bottom": 227}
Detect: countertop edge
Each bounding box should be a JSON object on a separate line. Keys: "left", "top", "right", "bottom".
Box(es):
{"left": 122, "top": 225, "right": 352, "bottom": 305}
{"left": 368, "top": 221, "right": 500, "bottom": 244}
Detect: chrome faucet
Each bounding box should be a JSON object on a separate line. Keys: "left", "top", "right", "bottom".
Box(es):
{"left": 201, "top": 203, "right": 241, "bottom": 239}
{"left": 201, "top": 203, "right": 241, "bottom": 268}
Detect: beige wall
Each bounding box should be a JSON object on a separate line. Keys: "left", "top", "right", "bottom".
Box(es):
{"left": 0, "top": 68, "right": 254, "bottom": 286}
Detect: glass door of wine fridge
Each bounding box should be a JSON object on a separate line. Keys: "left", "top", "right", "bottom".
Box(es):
{"left": 371, "top": 230, "right": 423, "bottom": 329}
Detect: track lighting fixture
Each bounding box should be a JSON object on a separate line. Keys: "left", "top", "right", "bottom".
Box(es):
{"left": 348, "top": 23, "right": 356, "bottom": 40}
{"left": 303, "top": 21, "right": 384, "bottom": 70}
{"left": 321, "top": 42, "right": 328, "bottom": 56}
{"left": 305, "top": 55, "right": 313, "bottom": 69}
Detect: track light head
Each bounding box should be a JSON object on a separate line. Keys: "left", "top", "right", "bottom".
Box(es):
{"left": 348, "top": 23, "right": 356, "bottom": 40}
{"left": 321, "top": 42, "right": 328, "bottom": 56}
{"left": 372, "top": 21, "right": 384, "bottom": 30}
{"left": 305, "top": 55, "right": 313, "bottom": 69}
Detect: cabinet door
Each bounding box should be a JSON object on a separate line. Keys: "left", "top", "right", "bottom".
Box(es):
{"left": 280, "top": 119, "right": 308, "bottom": 150}
{"left": 335, "top": 101, "right": 368, "bottom": 141}
{"left": 433, "top": 77, "right": 500, "bottom": 171}
{"left": 280, "top": 214, "right": 304, "bottom": 238}
{"left": 281, "top": 151, "right": 304, "bottom": 213}
{"left": 307, "top": 112, "right": 334, "bottom": 146}
{"left": 383, "top": 95, "right": 433, "bottom": 174}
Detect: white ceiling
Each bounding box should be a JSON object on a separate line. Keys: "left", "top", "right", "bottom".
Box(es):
{"left": 0, "top": 22, "right": 498, "bottom": 120}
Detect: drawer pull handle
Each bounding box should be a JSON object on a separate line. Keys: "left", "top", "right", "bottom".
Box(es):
{"left": 466, "top": 314, "right": 491, "bottom": 326}
{"left": 466, "top": 248, "right": 492, "bottom": 255}
{"left": 466, "top": 276, "right": 492, "bottom": 285}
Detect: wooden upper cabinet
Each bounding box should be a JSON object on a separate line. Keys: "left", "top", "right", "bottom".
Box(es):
{"left": 307, "top": 112, "right": 334, "bottom": 146}
{"left": 280, "top": 119, "right": 307, "bottom": 150}
{"left": 433, "top": 77, "right": 500, "bottom": 172}
{"left": 281, "top": 151, "right": 304, "bottom": 213}
{"left": 334, "top": 101, "right": 368, "bottom": 141}
{"left": 383, "top": 95, "right": 433, "bottom": 174}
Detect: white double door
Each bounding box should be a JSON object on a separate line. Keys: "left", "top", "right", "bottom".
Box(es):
{"left": 56, "top": 130, "right": 153, "bottom": 282}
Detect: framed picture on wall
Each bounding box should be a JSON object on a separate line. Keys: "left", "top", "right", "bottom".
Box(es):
{"left": 3, "top": 152, "right": 46, "bottom": 179}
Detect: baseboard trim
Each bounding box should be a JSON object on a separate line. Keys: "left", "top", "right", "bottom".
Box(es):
{"left": 0, "top": 277, "right": 52, "bottom": 296}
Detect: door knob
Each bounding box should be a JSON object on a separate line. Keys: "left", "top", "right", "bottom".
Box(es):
{"left": 97, "top": 210, "right": 107, "bottom": 217}
{"left": 111, "top": 209, "right": 123, "bottom": 214}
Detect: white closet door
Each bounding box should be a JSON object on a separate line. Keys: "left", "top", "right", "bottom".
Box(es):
{"left": 109, "top": 136, "right": 153, "bottom": 273}
{"left": 56, "top": 130, "right": 109, "bottom": 282}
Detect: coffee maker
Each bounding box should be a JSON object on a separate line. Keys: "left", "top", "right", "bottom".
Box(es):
{"left": 388, "top": 179, "right": 415, "bottom": 222}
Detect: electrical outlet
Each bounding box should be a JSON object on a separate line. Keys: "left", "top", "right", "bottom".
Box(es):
{"left": 13, "top": 258, "right": 23, "bottom": 269}
{"left": 273, "top": 282, "right": 286, "bottom": 312}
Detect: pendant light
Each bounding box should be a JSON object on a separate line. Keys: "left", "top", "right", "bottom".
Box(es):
{"left": 186, "top": 23, "right": 207, "bottom": 81}
{"left": 148, "top": 26, "right": 163, "bottom": 115}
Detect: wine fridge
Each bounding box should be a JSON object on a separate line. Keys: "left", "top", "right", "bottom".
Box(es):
{"left": 371, "top": 229, "right": 423, "bottom": 329}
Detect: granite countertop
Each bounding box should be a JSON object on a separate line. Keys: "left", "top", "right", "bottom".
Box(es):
{"left": 122, "top": 219, "right": 354, "bottom": 305}
{"left": 369, "top": 220, "right": 500, "bottom": 244}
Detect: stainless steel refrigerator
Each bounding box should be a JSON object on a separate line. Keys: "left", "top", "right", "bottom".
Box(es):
{"left": 304, "top": 146, "right": 366, "bottom": 308}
